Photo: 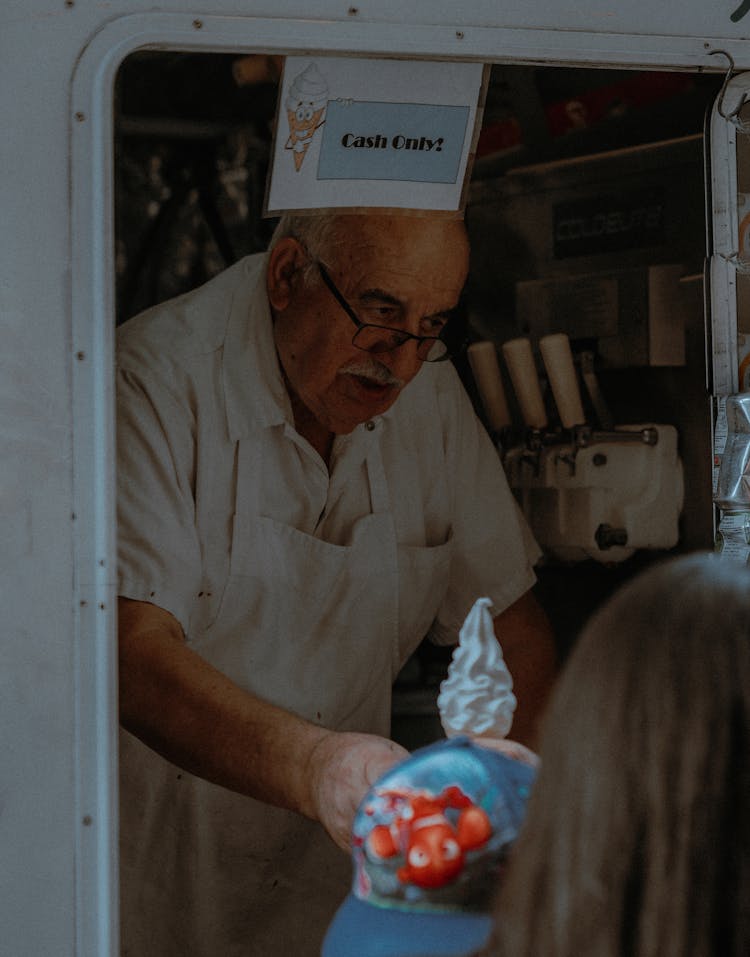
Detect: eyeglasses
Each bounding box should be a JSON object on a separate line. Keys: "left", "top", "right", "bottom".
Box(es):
{"left": 315, "top": 261, "right": 452, "bottom": 363}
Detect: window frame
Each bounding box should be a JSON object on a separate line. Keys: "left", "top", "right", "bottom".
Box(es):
{"left": 69, "top": 14, "right": 746, "bottom": 955}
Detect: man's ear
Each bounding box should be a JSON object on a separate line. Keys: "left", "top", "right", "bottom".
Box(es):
{"left": 267, "top": 237, "right": 306, "bottom": 311}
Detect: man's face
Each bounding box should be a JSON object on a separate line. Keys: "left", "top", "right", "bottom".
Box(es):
{"left": 268, "top": 215, "right": 470, "bottom": 436}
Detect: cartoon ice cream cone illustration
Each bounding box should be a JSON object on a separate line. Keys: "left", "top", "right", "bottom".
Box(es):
{"left": 285, "top": 63, "right": 329, "bottom": 171}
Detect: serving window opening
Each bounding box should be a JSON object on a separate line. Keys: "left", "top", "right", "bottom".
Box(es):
{"left": 114, "top": 50, "right": 722, "bottom": 745}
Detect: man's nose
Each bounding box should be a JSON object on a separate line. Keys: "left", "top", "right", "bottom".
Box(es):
{"left": 381, "top": 338, "right": 423, "bottom": 380}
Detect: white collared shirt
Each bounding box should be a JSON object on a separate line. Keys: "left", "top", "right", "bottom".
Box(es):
{"left": 117, "top": 253, "right": 539, "bottom": 656}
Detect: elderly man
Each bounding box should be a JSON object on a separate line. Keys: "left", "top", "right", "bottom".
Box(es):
{"left": 117, "top": 211, "right": 555, "bottom": 957}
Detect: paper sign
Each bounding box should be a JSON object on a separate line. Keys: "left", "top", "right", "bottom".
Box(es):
{"left": 264, "top": 56, "right": 486, "bottom": 215}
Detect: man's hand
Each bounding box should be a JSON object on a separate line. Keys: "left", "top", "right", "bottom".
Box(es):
{"left": 306, "top": 731, "right": 409, "bottom": 850}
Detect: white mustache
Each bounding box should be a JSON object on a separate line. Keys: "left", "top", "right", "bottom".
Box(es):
{"left": 340, "top": 358, "right": 404, "bottom": 389}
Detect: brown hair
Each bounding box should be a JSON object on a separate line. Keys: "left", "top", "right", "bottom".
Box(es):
{"left": 489, "top": 551, "right": 750, "bottom": 957}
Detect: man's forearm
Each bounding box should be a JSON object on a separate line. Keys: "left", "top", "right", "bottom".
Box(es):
{"left": 493, "top": 590, "right": 557, "bottom": 749}
{"left": 118, "top": 597, "right": 408, "bottom": 849}
{"left": 118, "top": 597, "right": 328, "bottom": 819}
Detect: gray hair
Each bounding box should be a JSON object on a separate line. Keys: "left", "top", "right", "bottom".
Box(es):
{"left": 269, "top": 212, "right": 344, "bottom": 285}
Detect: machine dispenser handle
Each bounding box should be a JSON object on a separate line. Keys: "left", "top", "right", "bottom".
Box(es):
{"left": 467, "top": 341, "right": 512, "bottom": 432}
{"left": 502, "top": 337, "right": 548, "bottom": 429}
{"left": 539, "top": 332, "right": 586, "bottom": 428}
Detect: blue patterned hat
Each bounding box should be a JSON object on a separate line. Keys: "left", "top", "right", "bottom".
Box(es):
{"left": 322, "top": 736, "right": 536, "bottom": 957}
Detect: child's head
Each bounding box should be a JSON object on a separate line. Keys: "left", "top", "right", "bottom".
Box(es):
{"left": 492, "top": 551, "right": 750, "bottom": 957}
{"left": 322, "top": 736, "right": 536, "bottom": 957}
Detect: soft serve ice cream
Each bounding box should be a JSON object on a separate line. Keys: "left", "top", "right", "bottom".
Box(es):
{"left": 437, "top": 597, "right": 516, "bottom": 739}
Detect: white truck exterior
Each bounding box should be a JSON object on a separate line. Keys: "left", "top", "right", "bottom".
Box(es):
{"left": 2, "top": 3, "right": 749, "bottom": 954}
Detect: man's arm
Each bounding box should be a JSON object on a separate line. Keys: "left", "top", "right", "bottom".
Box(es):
{"left": 118, "top": 597, "right": 408, "bottom": 849}
{"left": 492, "top": 589, "right": 557, "bottom": 749}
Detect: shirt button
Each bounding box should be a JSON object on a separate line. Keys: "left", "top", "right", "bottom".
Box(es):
{"left": 365, "top": 420, "right": 375, "bottom": 431}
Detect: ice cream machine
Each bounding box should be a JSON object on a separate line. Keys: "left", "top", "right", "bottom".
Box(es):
{"left": 468, "top": 334, "right": 683, "bottom": 564}
{"left": 458, "top": 62, "right": 750, "bottom": 577}
{"left": 459, "top": 113, "right": 716, "bottom": 579}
